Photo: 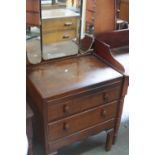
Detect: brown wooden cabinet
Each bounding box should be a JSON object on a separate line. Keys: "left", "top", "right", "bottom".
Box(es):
{"left": 27, "top": 54, "right": 128, "bottom": 155}
{"left": 26, "top": 1, "right": 129, "bottom": 155}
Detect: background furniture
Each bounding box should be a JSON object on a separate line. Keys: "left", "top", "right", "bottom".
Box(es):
{"left": 85, "top": 0, "right": 116, "bottom": 34}
{"left": 42, "top": 9, "right": 79, "bottom": 44}
{"left": 116, "top": 0, "right": 129, "bottom": 29}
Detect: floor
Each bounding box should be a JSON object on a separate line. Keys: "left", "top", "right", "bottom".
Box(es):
{"left": 33, "top": 96, "right": 129, "bottom": 155}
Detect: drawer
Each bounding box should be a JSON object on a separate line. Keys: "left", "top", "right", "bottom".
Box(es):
{"left": 26, "top": 12, "right": 40, "bottom": 26}
{"left": 26, "top": 0, "right": 40, "bottom": 13}
{"left": 42, "top": 30, "right": 76, "bottom": 44}
{"left": 48, "top": 120, "right": 114, "bottom": 152}
{"left": 42, "top": 17, "right": 78, "bottom": 33}
{"left": 48, "top": 102, "right": 117, "bottom": 141}
{"left": 48, "top": 86, "right": 121, "bottom": 122}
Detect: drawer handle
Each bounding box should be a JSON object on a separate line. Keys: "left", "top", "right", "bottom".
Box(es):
{"left": 63, "top": 122, "right": 69, "bottom": 131}
{"left": 64, "top": 22, "right": 73, "bottom": 26}
{"left": 63, "top": 105, "right": 70, "bottom": 114}
{"left": 104, "top": 94, "right": 109, "bottom": 102}
{"left": 101, "top": 110, "right": 107, "bottom": 118}
{"left": 63, "top": 35, "right": 70, "bottom": 39}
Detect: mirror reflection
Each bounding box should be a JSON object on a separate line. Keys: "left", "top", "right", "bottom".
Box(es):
{"left": 26, "top": 26, "right": 42, "bottom": 64}
{"left": 26, "top": 0, "right": 42, "bottom": 64}
{"left": 41, "top": 0, "right": 81, "bottom": 60}
{"left": 79, "top": 0, "right": 95, "bottom": 52}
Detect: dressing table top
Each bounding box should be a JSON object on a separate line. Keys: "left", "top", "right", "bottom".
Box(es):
{"left": 27, "top": 55, "right": 122, "bottom": 99}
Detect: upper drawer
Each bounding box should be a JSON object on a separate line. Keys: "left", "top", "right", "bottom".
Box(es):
{"left": 48, "top": 102, "right": 117, "bottom": 141}
{"left": 42, "top": 17, "right": 78, "bottom": 33}
{"left": 48, "top": 86, "right": 121, "bottom": 122}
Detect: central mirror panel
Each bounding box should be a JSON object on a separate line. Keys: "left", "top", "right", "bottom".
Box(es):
{"left": 41, "top": 0, "right": 81, "bottom": 60}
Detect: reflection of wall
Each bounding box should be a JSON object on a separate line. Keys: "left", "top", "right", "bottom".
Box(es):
{"left": 120, "top": 0, "right": 129, "bottom": 22}
{"left": 95, "top": 0, "right": 116, "bottom": 34}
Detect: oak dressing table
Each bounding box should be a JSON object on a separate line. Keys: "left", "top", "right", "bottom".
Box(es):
{"left": 26, "top": 1, "right": 129, "bottom": 155}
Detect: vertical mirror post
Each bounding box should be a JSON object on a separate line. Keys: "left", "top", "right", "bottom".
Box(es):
{"left": 26, "top": 0, "right": 42, "bottom": 64}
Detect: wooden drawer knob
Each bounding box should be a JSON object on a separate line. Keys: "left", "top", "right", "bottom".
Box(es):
{"left": 63, "top": 105, "right": 70, "bottom": 114}
{"left": 104, "top": 94, "right": 109, "bottom": 102}
{"left": 64, "top": 22, "right": 73, "bottom": 26}
{"left": 63, "top": 35, "right": 70, "bottom": 39}
{"left": 101, "top": 110, "right": 107, "bottom": 118}
{"left": 63, "top": 122, "right": 69, "bottom": 131}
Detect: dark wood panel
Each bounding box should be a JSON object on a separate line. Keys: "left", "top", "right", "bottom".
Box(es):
{"left": 26, "top": 0, "right": 40, "bottom": 26}
{"left": 48, "top": 119, "right": 115, "bottom": 153}
{"left": 47, "top": 86, "right": 121, "bottom": 122}
{"left": 96, "top": 30, "right": 129, "bottom": 48}
{"left": 95, "top": 29, "right": 129, "bottom": 75}
{"left": 48, "top": 102, "right": 117, "bottom": 141}
{"left": 26, "top": 12, "right": 40, "bottom": 26}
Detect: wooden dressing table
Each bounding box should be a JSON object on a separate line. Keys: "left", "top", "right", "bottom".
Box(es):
{"left": 27, "top": 54, "right": 128, "bottom": 155}
{"left": 26, "top": 1, "right": 129, "bottom": 155}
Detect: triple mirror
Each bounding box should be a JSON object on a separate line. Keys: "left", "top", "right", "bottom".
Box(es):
{"left": 26, "top": 0, "right": 96, "bottom": 64}
{"left": 26, "top": 0, "right": 118, "bottom": 64}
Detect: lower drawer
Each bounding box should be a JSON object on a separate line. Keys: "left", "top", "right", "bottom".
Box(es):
{"left": 42, "top": 17, "right": 78, "bottom": 33}
{"left": 42, "top": 29, "right": 76, "bottom": 44}
{"left": 48, "top": 101, "right": 117, "bottom": 141}
{"left": 48, "top": 119, "right": 114, "bottom": 152}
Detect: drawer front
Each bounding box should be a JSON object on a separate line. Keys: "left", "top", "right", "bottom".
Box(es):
{"left": 42, "top": 30, "right": 76, "bottom": 44}
{"left": 48, "top": 120, "right": 114, "bottom": 152}
{"left": 48, "top": 86, "right": 121, "bottom": 122}
{"left": 48, "top": 102, "right": 117, "bottom": 141}
{"left": 42, "top": 17, "right": 78, "bottom": 33}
